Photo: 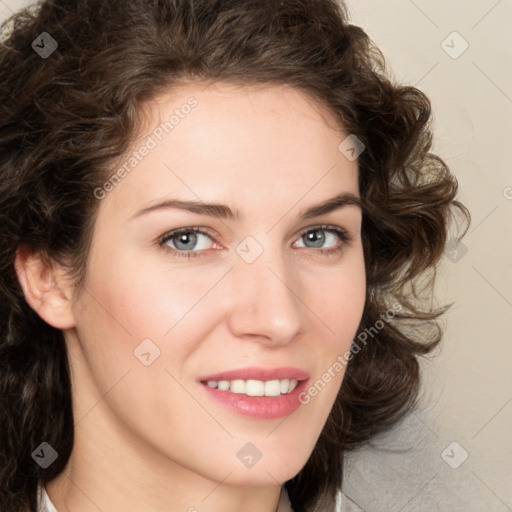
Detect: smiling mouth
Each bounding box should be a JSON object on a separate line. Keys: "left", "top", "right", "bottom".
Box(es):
{"left": 199, "top": 368, "right": 309, "bottom": 418}
{"left": 200, "top": 378, "right": 299, "bottom": 397}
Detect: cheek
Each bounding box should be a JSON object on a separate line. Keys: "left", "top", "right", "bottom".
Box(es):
{"left": 309, "top": 246, "right": 366, "bottom": 345}
{"left": 300, "top": 247, "right": 366, "bottom": 399}
{"left": 69, "top": 251, "right": 210, "bottom": 440}
{"left": 82, "top": 248, "right": 224, "bottom": 343}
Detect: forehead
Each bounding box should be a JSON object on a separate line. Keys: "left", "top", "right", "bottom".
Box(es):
{"left": 100, "top": 82, "right": 360, "bottom": 219}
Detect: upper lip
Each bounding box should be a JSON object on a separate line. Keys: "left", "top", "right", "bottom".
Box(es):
{"left": 199, "top": 366, "right": 310, "bottom": 382}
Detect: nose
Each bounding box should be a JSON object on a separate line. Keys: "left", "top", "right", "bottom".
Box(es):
{"left": 225, "top": 244, "right": 304, "bottom": 347}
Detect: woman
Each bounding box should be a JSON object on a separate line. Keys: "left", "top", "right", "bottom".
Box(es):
{"left": 0, "top": 0, "right": 469, "bottom": 511}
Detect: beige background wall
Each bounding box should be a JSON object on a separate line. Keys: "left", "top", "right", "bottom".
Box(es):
{"left": 2, "top": 0, "right": 510, "bottom": 510}
{"left": 342, "top": 1, "right": 512, "bottom": 511}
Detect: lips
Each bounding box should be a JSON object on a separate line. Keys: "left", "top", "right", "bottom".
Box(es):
{"left": 199, "top": 366, "right": 309, "bottom": 382}
{"left": 198, "top": 366, "right": 310, "bottom": 419}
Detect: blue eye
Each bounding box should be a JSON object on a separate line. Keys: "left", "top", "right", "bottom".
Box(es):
{"left": 159, "top": 227, "right": 215, "bottom": 257}
{"left": 295, "top": 226, "right": 351, "bottom": 251}
{"left": 157, "top": 224, "right": 352, "bottom": 259}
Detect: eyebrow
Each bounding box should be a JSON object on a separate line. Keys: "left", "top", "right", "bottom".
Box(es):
{"left": 130, "top": 192, "right": 362, "bottom": 222}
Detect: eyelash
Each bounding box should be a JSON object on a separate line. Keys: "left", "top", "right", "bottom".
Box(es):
{"left": 157, "top": 225, "right": 353, "bottom": 260}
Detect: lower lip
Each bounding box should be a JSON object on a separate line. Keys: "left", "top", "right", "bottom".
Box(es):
{"left": 200, "top": 381, "right": 308, "bottom": 419}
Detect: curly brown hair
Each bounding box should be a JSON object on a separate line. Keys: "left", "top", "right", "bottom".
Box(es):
{"left": 0, "top": 0, "right": 469, "bottom": 511}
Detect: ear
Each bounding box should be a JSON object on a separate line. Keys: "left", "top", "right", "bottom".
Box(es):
{"left": 14, "top": 246, "right": 76, "bottom": 330}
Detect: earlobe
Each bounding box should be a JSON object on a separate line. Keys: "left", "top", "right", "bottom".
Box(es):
{"left": 14, "top": 246, "right": 76, "bottom": 330}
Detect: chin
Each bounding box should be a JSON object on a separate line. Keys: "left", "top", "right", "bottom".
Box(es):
{"left": 224, "top": 462, "right": 306, "bottom": 488}
{"left": 234, "top": 443, "right": 314, "bottom": 486}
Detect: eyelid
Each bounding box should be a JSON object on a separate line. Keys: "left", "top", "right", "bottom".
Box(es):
{"left": 293, "top": 223, "right": 352, "bottom": 243}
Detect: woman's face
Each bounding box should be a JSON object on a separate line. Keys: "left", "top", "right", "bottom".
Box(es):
{"left": 66, "top": 82, "right": 365, "bottom": 489}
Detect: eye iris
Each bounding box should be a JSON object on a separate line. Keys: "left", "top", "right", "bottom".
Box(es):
{"left": 305, "top": 230, "right": 325, "bottom": 248}
{"left": 167, "top": 229, "right": 335, "bottom": 252}
{"left": 174, "top": 232, "right": 197, "bottom": 250}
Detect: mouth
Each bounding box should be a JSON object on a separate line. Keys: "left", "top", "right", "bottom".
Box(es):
{"left": 198, "top": 367, "right": 309, "bottom": 419}
{"left": 200, "top": 378, "right": 299, "bottom": 397}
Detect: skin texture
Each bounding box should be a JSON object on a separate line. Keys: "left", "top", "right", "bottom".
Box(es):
{"left": 15, "top": 82, "right": 366, "bottom": 512}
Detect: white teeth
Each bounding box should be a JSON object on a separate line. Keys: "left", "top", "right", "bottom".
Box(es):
{"left": 204, "top": 378, "right": 300, "bottom": 396}
{"left": 246, "top": 380, "right": 265, "bottom": 396}
{"left": 230, "top": 380, "right": 246, "bottom": 394}
{"left": 279, "top": 379, "right": 290, "bottom": 394}
{"left": 217, "top": 380, "right": 230, "bottom": 391}
{"left": 264, "top": 379, "right": 281, "bottom": 397}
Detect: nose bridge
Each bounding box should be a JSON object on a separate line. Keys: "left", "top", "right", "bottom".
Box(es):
{"left": 227, "top": 236, "right": 303, "bottom": 344}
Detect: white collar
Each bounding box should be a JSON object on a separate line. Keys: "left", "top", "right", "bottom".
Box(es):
{"left": 277, "top": 486, "right": 294, "bottom": 511}
{"left": 37, "top": 483, "right": 57, "bottom": 512}
{"left": 38, "top": 483, "right": 294, "bottom": 512}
